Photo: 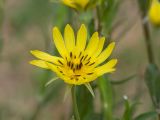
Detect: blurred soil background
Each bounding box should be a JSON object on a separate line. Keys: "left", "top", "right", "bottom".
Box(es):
{"left": 0, "top": 0, "right": 160, "bottom": 120}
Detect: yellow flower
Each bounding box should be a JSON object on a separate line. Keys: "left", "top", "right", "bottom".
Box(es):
{"left": 61, "top": 0, "right": 89, "bottom": 10}
{"left": 30, "top": 24, "right": 117, "bottom": 85}
{"left": 148, "top": 0, "right": 160, "bottom": 26}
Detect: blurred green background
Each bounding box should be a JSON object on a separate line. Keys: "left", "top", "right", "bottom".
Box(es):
{"left": 0, "top": 0, "right": 160, "bottom": 120}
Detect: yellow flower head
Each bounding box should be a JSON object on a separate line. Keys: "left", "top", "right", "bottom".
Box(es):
{"left": 148, "top": 0, "right": 160, "bottom": 26}
{"left": 30, "top": 24, "right": 117, "bottom": 85}
{"left": 62, "top": 0, "right": 89, "bottom": 10}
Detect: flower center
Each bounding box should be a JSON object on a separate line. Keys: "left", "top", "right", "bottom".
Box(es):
{"left": 57, "top": 51, "right": 96, "bottom": 80}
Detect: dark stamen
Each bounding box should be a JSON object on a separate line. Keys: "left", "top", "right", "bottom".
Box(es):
{"left": 75, "top": 75, "right": 81, "bottom": 77}
{"left": 74, "top": 55, "right": 76, "bottom": 59}
{"left": 68, "top": 61, "right": 71, "bottom": 67}
{"left": 87, "top": 57, "right": 91, "bottom": 61}
{"left": 79, "top": 62, "right": 83, "bottom": 69}
{"left": 76, "top": 64, "right": 79, "bottom": 70}
{"left": 80, "top": 56, "right": 84, "bottom": 61}
{"left": 76, "top": 78, "right": 78, "bottom": 81}
{"left": 79, "top": 52, "right": 82, "bottom": 58}
{"left": 65, "top": 57, "right": 68, "bottom": 61}
{"left": 70, "top": 52, "right": 73, "bottom": 58}
{"left": 83, "top": 54, "right": 88, "bottom": 61}
{"left": 85, "top": 61, "right": 90, "bottom": 65}
{"left": 71, "top": 63, "right": 74, "bottom": 69}
{"left": 58, "top": 60, "right": 63, "bottom": 65}
{"left": 60, "top": 71, "right": 63, "bottom": 73}
{"left": 83, "top": 77, "right": 86, "bottom": 79}
{"left": 88, "top": 62, "right": 95, "bottom": 66}
{"left": 87, "top": 73, "right": 94, "bottom": 75}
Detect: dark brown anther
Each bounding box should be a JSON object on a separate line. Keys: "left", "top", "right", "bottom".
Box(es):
{"left": 76, "top": 64, "right": 79, "bottom": 70}
{"left": 68, "top": 61, "right": 71, "bottom": 67}
{"left": 83, "top": 54, "right": 88, "bottom": 61}
{"left": 71, "top": 63, "right": 74, "bottom": 69}
{"left": 88, "top": 62, "right": 95, "bottom": 66}
{"left": 75, "top": 75, "right": 81, "bottom": 77}
{"left": 76, "top": 78, "right": 78, "bottom": 81}
{"left": 87, "top": 72, "right": 94, "bottom": 75}
{"left": 85, "top": 61, "right": 90, "bottom": 65}
{"left": 70, "top": 52, "right": 73, "bottom": 58}
{"left": 60, "top": 71, "right": 63, "bottom": 73}
{"left": 79, "top": 52, "right": 82, "bottom": 58}
{"left": 58, "top": 60, "right": 63, "bottom": 65}
{"left": 87, "top": 57, "right": 91, "bottom": 61}
{"left": 79, "top": 62, "right": 83, "bottom": 69}
{"left": 74, "top": 55, "right": 76, "bottom": 59}
{"left": 65, "top": 57, "right": 68, "bottom": 61}
{"left": 83, "top": 77, "right": 86, "bottom": 79}
{"left": 80, "top": 56, "right": 84, "bottom": 61}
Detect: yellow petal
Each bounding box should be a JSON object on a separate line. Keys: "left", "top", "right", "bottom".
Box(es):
{"left": 96, "top": 42, "right": 115, "bottom": 65}
{"left": 46, "top": 62, "right": 71, "bottom": 83}
{"left": 95, "top": 59, "right": 117, "bottom": 76}
{"left": 62, "top": 0, "right": 77, "bottom": 8}
{"left": 30, "top": 60, "right": 49, "bottom": 69}
{"left": 52, "top": 27, "right": 68, "bottom": 57}
{"left": 76, "top": 24, "right": 87, "bottom": 51}
{"left": 93, "top": 37, "right": 105, "bottom": 57}
{"left": 75, "top": 0, "right": 89, "bottom": 8}
{"left": 30, "top": 50, "right": 63, "bottom": 65}
{"left": 64, "top": 24, "right": 75, "bottom": 52}
{"left": 85, "top": 32, "right": 99, "bottom": 55}
{"left": 46, "top": 62, "right": 59, "bottom": 73}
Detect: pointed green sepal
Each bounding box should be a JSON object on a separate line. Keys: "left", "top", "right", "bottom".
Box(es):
{"left": 45, "top": 77, "right": 59, "bottom": 86}
{"left": 84, "top": 83, "right": 95, "bottom": 97}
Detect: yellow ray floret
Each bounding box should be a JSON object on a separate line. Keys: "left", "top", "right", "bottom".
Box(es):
{"left": 30, "top": 24, "right": 117, "bottom": 85}
{"left": 148, "top": 0, "right": 160, "bottom": 26}
{"left": 62, "top": 0, "right": 89, "bottom": 9}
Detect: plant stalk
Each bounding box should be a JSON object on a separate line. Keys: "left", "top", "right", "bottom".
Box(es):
{"left": 71, "top": 86, "right": 80, "bottom": 120}
{"left": 142, "top": 21, "right": 155, "bottom": 64}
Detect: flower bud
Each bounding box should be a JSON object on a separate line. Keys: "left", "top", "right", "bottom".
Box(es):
{"left": 148, "top": 0, "right": 160, "bottom": 26}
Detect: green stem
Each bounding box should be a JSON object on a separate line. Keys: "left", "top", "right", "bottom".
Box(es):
{"left": 29, "top": 103, "right": 42, "bottom": 120}
{"left": 94, "top": 6, "right": 113, "bottom": 120}
{"left": 138, "top": 0, "right": 155, "bottom": 64}
{"left": 142, "top": 21, "right": 155, "bottom": 64}
{"left": 98, "top": 76, "right": 113, "bottom": 120}
{"left": 71, "top": 86, "right": 80, "bottom": 120}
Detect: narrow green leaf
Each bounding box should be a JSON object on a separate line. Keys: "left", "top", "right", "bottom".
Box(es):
{"left": 145, "top": 64, "right": 160, "bottom": 108}
{"left": 134, "top": 111, "right": 157, "bottom": 120}
{"left": 111, "top": 74, "right": 136, "bottom": 85}
{"left": 122, "top": 96, "right": 140, "bottom": 120}
{"left": 84, "top": 83, "right": 95, "bottom": 97}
